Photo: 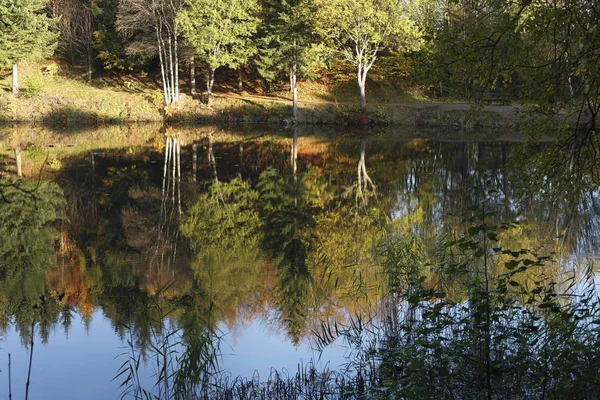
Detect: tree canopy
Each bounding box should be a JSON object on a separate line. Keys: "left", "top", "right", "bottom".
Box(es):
{"left": 177, "top": 0, "right": 260, "bottom": 104}
{"left": 0, "top": 0, "right": 58, "bottom": 68}
{"left": 313, "top": 0, "right": 424, "bottom": 110}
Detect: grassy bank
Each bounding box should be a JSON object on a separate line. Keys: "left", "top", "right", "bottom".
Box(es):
{"left": 0, "top": 63, "right": 163, "bottom": 124}
{"left": 166, "top": 94, "right": 516, "bottom": 129}
{"left": 0, "top": 62, "right": 519, "bottom": 129}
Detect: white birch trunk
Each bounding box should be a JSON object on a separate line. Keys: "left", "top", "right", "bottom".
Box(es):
{"left": 292, "top": 40, "right": 298, "bottom": 120}
{"left": 174, "top": 33, "right": 179, "bottom": 100}
{"left": 167, "top": 34, "right": 175, "bottom": 103}
{"left": 206, "top": 69, "right": 215, "bottom": 106}
{"left": 12, "top": 64, "right": 18, "bottom": 95}
{"left": 292, "top": 65, "right": 298, "bottom": 120}
{"left": 359, "top": 81, "right": 367, "bottom": 111}
{"left": 157, "top": 27, "right": 170, "bottom": 105}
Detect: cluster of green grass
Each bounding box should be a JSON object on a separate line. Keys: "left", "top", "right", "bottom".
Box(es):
{"left": 0, "top": 62, "right": 162, "bottom": 125}
{"left": 0, "top": 62, "right": 516, "bottom": 129}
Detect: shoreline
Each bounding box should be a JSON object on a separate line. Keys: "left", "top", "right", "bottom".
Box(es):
{"left": 0, "top": 89, "right": 522, "bottom": 129}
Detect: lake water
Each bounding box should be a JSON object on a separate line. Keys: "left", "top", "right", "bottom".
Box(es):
{"left": 0, "top": 124, "right": 598, "bottom": 399}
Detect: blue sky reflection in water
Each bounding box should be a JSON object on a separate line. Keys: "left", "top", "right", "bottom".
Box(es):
{"left": 1, "top": 310, "right": 348, "bottom": 400}
{"left": 0, "top": 126, "right": 599, "bottom": 398}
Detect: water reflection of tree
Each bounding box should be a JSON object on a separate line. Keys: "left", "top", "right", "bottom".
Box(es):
{"left": 356, "top": 138, "right": 377, "bottom": 208}
{"left": 508, "top": 142, "right": 600, "bottom": 273}
{"left": 257, "top": 162, "right": 324, "bottom": 343}
{"left": 182, "top": 175, "right": 264, "bottom": 330}
{"left": 153, "top": 136, "right": 182, "bottom": 275}
{"left": 5, "top": 132, "right": 600, "bottom": 357}
{"left": 118, "top": 135, "right": 192, "bottom": 295}
{"left": 0, "top": 178, "right": 65, "bottom": 343}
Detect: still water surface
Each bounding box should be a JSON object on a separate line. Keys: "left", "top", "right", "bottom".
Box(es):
{"left": 0, "top": 125, "right": 598, "bottom": 398}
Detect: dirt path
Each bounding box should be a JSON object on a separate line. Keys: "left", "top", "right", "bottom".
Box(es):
{"left": 213, "top": 92, "right": 523, "bottom": 116}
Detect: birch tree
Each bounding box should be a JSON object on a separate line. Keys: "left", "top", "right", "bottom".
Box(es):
{"left": 0, "top": 0, "right": 58, "bottom": 94}
{"left": 314, "top": 0, "right": 423, "bottom": 111}
{"left": 117, "top": 0, "right": 184, "bottom": 105}
{"left": 177, "top": 0, "right": 260, "bottom": 105}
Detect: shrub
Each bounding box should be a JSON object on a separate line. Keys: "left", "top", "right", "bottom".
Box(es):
{"left": 42, "top": 63, "right": 59, "bottom": 77}
{"left": 21, "top": 73, "right": 46, "bottom": 98}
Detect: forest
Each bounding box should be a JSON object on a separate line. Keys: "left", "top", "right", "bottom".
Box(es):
{"left": 0, "top": 0, "right": 597, "bottom": 134}
{"left": 2, "top": 1, "right": 600, "bottom": 399}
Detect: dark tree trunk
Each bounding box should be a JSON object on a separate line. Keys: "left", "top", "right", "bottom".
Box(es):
{"left": 190, "top": 56, "right": 196, "bottom": 95}
{"left": 192, "top": 142, "right": 198, "bottom": 182}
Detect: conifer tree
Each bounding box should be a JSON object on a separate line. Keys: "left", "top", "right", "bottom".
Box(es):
{"left": 0, "top": 0, "right": 58, "bottom": 94}
{"left": 256, "top": 0, "right": 321, "bottom": 119}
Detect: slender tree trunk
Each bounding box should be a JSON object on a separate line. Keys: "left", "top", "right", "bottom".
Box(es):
{"left": 167, "top": 34, "right": 175, "bottom": 102}
{"left": 8, "top": 353, "right": 11, "bottom": 400}
{"left": 173, "top": 32, "right": 179, "bottom": 100}
{"left": 292, "top": 40, "right": 298, "bottom": 120}
{"left": 356, "top": 138, "right": 375, "bottom": 204}
{"left": 175, "top": 138, "right": 181, "bottom": 214}
{"left": 292, "top": 72, "right": 298, "bottom": 121}
{"left": 206, "top": 68, "right": 215, "bottom": 106}
{"left": 239, "top": 142, "right": 243, "bottom": 175}
{"left": 12, "top": 64, "right": 18, "bottom": 95}
{"left": 86, "top": 42, "right": 92, "bottom": 82}
{"left": 156, "top": 27, "right": 170, "bottom": 105}
{"left": 162, "top": 136, "right": 171, "bottom": 217}
{"left": 171, "top": 138, "right": 176, "bottom": 199}
{"left": 190, "top": 56, "right": 196, "bottom": 95}
{"left": 357, "top": 140, "right": 364, "bottom": 199}
{"left": 238, "top": 69, "right": 243, "bottom": 92}
{"left": 25, "top": 322, "right": 34, "bottom": 400}
{"left": 208, "top": 136, "right": 217, "bottom": 181}
{"left": 14, "top": 146, "right": 22, "bottom": 178}
{"left": 291, "top": 128, "right": 298, "bottom": 176}
{"left": 192, "top": 143, "right": 197, "bottom": 182}
{"left": 291, "top": 66, "right": 298, "bottom": 120}
{"left": 86, "top": 5, "right": 93, "bottom": 82}
{"left": 291, "top": 127, "right": 299, "bottom": 207}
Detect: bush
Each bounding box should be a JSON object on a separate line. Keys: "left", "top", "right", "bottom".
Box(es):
{"left": 42, "top": 63, "right": 59, "bottom": 77}
{"left": 21, "top": 73, "right": 46, "bottom": 98}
